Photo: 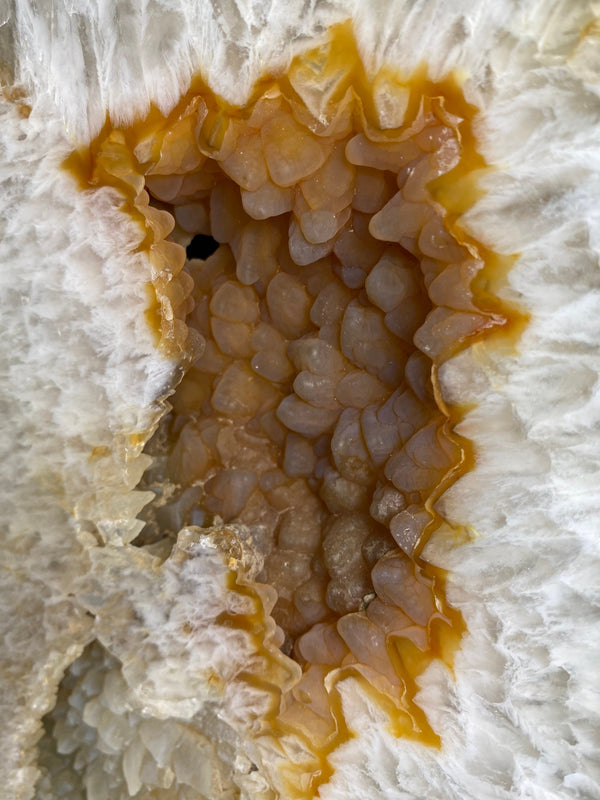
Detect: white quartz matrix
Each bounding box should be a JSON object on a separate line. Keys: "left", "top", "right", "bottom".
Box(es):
{"left": 0, "top": 2, "right": 599, "bottom": 800}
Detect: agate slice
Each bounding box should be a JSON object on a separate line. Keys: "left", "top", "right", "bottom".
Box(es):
{"left": 1, "top": 4, "right": 599, "bottom": 800}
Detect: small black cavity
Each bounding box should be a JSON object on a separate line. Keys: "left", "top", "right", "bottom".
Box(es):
{"left": 186, "top": 234, "right": 219, "bottom": 261}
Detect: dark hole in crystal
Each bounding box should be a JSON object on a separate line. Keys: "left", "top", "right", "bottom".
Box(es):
{"left": 186, "top": 234, "right": 219, "bottom": 261}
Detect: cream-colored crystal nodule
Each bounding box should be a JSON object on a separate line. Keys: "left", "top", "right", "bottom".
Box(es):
{"left": 1, "top": 2, "right": 599, "bottom": 800}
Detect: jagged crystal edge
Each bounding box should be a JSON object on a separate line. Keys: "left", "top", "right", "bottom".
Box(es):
{"left": 0, "top": 1, "right": 599, "bottom": 799}
{"left": 0, "top": 93, "right": 181, "bottom": 796}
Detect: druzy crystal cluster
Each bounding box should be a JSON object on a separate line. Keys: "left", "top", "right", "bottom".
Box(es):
{"left": 1, "top": 3, "right": 599, "bottom": 800}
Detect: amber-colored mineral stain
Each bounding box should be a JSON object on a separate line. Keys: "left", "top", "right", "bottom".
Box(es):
{"left": 64, "top": 22, "right": 524, "bottom": 800}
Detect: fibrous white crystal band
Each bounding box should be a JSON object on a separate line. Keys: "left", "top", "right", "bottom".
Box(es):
{"left": 0, "top": 2, "right": 599, "bottom": 800}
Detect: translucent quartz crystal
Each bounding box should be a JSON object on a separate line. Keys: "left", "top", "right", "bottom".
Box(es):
{"left": 57, "top": 26, "right": 515, "bottom": 800}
